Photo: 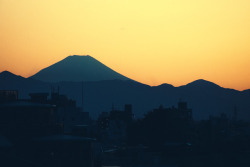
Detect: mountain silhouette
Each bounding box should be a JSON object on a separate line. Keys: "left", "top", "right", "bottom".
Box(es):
{"left": 183, "top": 79, "right": 221, "bottom": 89}
{"left": 30, "top": 55, "right": 131, "bottom": 82}
{"left": 2, "top": 51, "right": 250, "bottom": 122}
{"left": 0, "top": 71, "right": 24, "bottom": 80}
{"left": 0, "top": 71, "right": 38, "bottom": 86}
{"left": 0, "top": 71, "right": 49, "bottom": 97}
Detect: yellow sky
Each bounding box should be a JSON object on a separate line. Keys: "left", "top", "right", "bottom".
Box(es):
{"left": 0, "top": 0, "right": 250, "bottom": 90}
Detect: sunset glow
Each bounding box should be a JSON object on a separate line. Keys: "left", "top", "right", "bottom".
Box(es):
{"left": 1, "top": 0, "right": 250, "bottom": 90}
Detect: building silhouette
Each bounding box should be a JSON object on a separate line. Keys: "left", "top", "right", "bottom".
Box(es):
{"left": 0, "top": 90, "right": 96, "bottom": 167}
{"left": 97, "top": 104, "right": 133, "bottom": 144}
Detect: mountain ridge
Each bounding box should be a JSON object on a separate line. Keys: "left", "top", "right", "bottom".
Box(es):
{"left": 0, "top": 71, "right": 24, "bottom": 79}
{"left": 1, "top": 70, "right": 250, "bottom": 120}
{"left": 0, "top": 70, "right": 247, "bottom": 91}
{"left": 181, "top": 79, "right": 221, "bottom": 89}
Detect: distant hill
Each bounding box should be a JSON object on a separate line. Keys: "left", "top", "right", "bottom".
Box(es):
{"left": 30, "top": 55, "right": 131, "bottom": 82}
{"left": 182, "top": 79, "right": 222, "bottom": 89}
{"left": 1, "top": 70, "right": 250, "bottom": 120}
{"left": 0, "top": 71, "right": 50, "bottom": 97}
{"left": 0, "top": 71, "right": 40, "bottom": 87}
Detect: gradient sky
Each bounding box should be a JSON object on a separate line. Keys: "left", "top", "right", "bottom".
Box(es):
{"left": 1, "top": 0, "right": 250, "bottom": 90}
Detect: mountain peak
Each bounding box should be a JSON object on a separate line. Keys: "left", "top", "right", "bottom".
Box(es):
{"left": 185, "top": 79, "right": 221, "bottom": 88}
{"left": 61, "top": 55, "right": 91, "bottom": 62}
{"left": 155, "top": 83, "right": 174, "bottom": 88}
{"left": 30, "top": 55, "right": 131, "bottom": 83}
{"left": 0, "top": 71, "right": 22, "bottom": 78}
{"left": 0, "top": 70, "right": 12, "bottom": 75}
{"left": 67, "top": 55, "right": 91, "bottom": 58}
{"left": 63, "top": 55, "right": 97, "bottom": 62}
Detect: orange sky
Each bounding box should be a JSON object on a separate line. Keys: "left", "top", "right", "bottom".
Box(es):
{"left": 0, "top": 0, "right": 250, "bottom": 90}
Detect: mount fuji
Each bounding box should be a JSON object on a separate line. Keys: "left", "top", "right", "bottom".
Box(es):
{"left": 30, "top": 55, "right": 131, "bottom": 82}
